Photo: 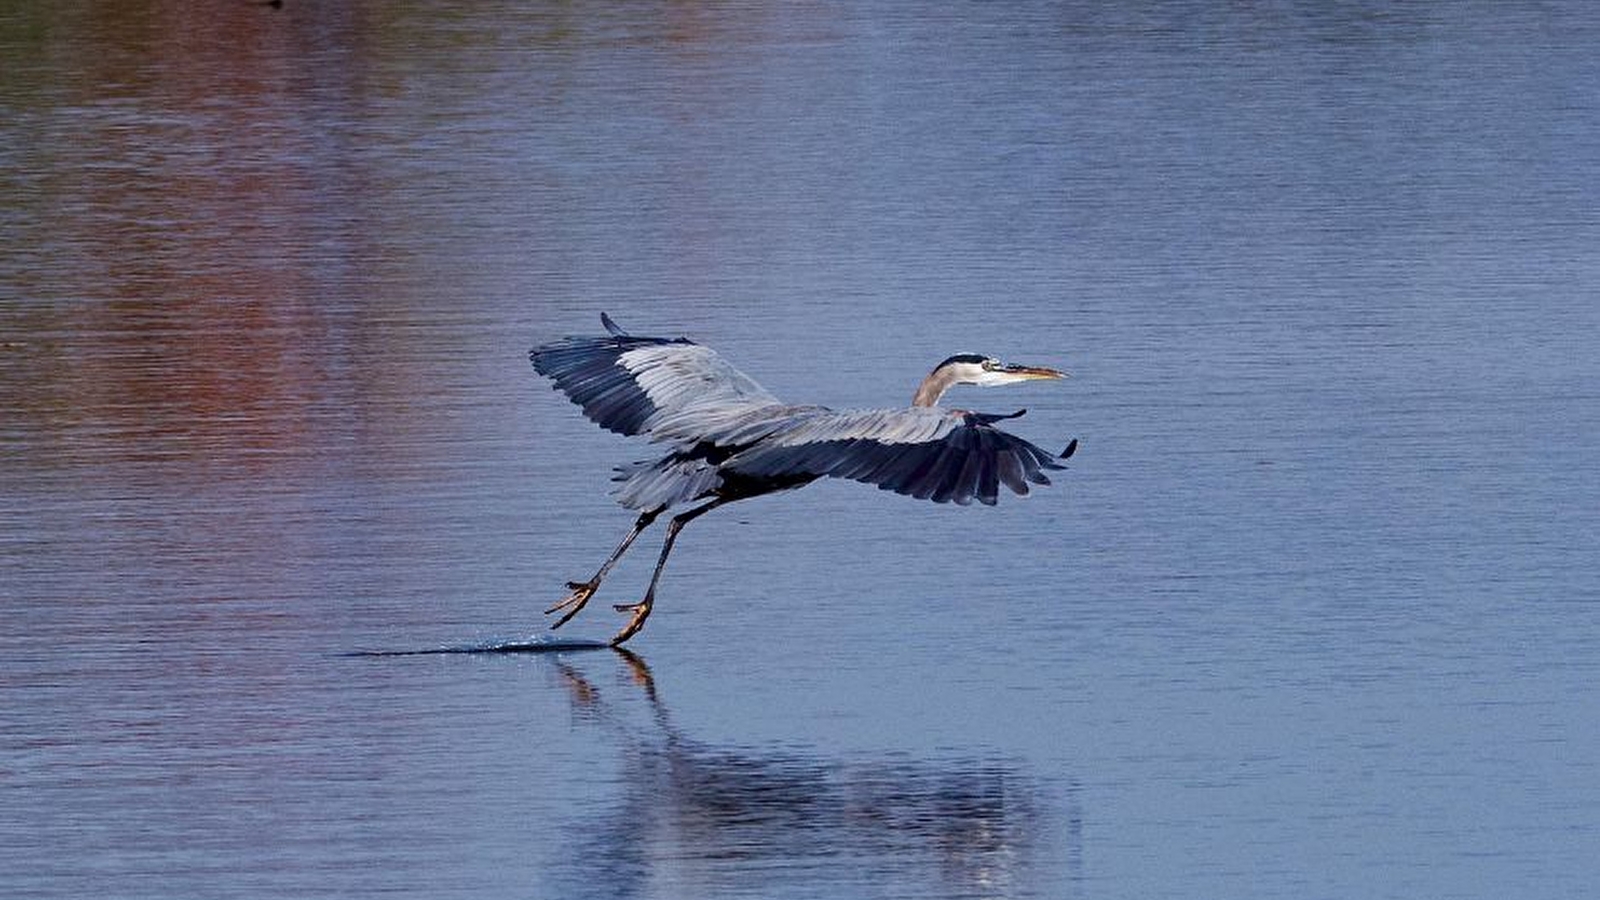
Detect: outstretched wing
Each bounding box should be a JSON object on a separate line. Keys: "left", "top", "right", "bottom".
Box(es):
{"left": 724, "top": 407, "right": 1069, "bottom": 506}
{"left": 530, "top": 314, "right": 783, "bottom": 439}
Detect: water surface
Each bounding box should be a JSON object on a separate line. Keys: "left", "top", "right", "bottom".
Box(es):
{"left": 3, "top": 3, "right": 1598, "bottom": 898}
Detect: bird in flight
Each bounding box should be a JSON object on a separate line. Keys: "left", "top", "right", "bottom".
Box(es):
{"left": 530, "top": 313, "right": 1077, "bottom": 645}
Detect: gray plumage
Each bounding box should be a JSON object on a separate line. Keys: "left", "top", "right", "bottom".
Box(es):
{"left": 527, "top": 313, "right": 1075, "bottom": 645}
{"left": 530, "top": 314, "right": 1069, "bottom": 510}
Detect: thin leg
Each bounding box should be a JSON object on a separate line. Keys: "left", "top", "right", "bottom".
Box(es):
{"left": 610, "top": 496, "right": 732, "bottom": 646}
{"left": 546, "top": 507, "right": 662, "bottom": 629}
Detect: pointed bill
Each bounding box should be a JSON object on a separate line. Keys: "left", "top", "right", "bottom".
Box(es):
{"left": 997, "top": 363, "right": 1067, "bottom": 380}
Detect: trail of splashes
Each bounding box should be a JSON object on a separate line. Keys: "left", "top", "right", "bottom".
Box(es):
{"left": 344, "top": 637, "right": 612, "bottom": 657}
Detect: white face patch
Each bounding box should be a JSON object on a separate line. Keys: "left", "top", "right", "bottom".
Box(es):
{"left": 955, "top": 361, "right": 1033, "bottom": 388}
{"left": 940, "top": 361, "right": 990, "bottom": 385}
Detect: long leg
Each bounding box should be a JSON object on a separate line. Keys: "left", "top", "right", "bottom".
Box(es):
{"left": 610, "top": 496, "right": 733, "bottom": 646}
{"left": 546, "top": 507, "right": 663, "bottom": 629}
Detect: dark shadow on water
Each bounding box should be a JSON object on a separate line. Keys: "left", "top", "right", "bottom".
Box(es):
{"left": 344, "top": 637, "right": 613, "bottom": 656}
{"left": 541, "top": 649, "right": 1081, "bottom": 899}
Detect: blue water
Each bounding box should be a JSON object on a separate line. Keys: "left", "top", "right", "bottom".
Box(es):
{"left": 4, "top": 2, "right": 1598, "bottom": 898}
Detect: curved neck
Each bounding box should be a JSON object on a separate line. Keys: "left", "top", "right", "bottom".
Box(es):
{"left": 912, "top": 367, "right": 959, "bottom": 407}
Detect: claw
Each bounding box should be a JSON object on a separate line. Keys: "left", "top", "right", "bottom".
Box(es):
{"left": 541, "top": 508, "right": 664, "bottom": 634}
{"left": 610, "top": 599, "right": 653, "bottom": 647}
{"left": 546, "top": 580, "right": 598, "bottom": 628}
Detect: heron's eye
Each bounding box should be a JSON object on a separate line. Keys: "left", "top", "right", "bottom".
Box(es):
{"left": 981, "top": 359, "right": 996, "bottom": 371}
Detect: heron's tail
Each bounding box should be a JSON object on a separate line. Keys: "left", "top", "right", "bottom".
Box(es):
{"left": 611, "top": 454, "right": 722, "bottom": 510}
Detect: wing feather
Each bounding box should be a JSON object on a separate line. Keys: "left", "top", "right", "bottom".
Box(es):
{"left": 911, "top": 441, "right": 961, "bottom": 502}
{"left": 973, "top": 429, "right": 1000, "bottom": 506}
{"left": 725, "top": 408, "right": 1067, "bottom": 505}
{"left": 1023, "top": 444, "right": 1056, "bottom": 485}
{"left": 928, "top": 430, "right": 976, "bottom": 503}
{"left": 948, "top": 433, "right": 989, "bottom": 506}
{"left": 995, "top": 445, "right": 1030, "bottom": 496}
{"left": 530, "top": 317, "right": 782, "bottom": 439}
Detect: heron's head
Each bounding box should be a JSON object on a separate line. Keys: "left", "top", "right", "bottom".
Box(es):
{"left": 934, "top": 353, "right": 1066, "bottom": 387}
{"left": 914, "top": 353, "right": 1066, "bottom": 406}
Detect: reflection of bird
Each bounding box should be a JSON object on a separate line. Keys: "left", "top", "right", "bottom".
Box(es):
{"left": 542, "top": 649, "right": 1063, "bottom": 897}
{"left": 530, "top": 314, "right": 1077, "bottom": 645}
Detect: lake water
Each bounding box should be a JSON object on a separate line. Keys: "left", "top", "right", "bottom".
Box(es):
{"left": 3, "top": 2, "right": 1598, "bottom": 898}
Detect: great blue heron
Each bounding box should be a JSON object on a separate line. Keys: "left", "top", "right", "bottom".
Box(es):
{"left": 530, "top": 313, "right": 1077, "bottom": 645}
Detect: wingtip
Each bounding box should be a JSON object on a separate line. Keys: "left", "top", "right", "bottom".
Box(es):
{"left": 963, "top": 408, "right": 1028, "bottom": 426}
{"left": 601, "top": 312, "right": 627, "bottom": 337}
{"left": 1060, "top": 437, "right": 1078, "bottom": 460}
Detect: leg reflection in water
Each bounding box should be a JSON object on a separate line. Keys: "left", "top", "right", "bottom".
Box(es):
{"left": 543, "top": 649, "right": 1082, "bottom": 899}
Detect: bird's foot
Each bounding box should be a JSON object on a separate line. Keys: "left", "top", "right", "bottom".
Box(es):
{"left": 545, "top": 579, "right": 599, "bottom": 629}
{"left": 609, "top": 598, "right": 653, "bottom": 646}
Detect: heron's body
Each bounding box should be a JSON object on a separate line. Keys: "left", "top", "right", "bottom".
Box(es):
{"left": 530, "top": 314, "right": 1075, "bottom": 645}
